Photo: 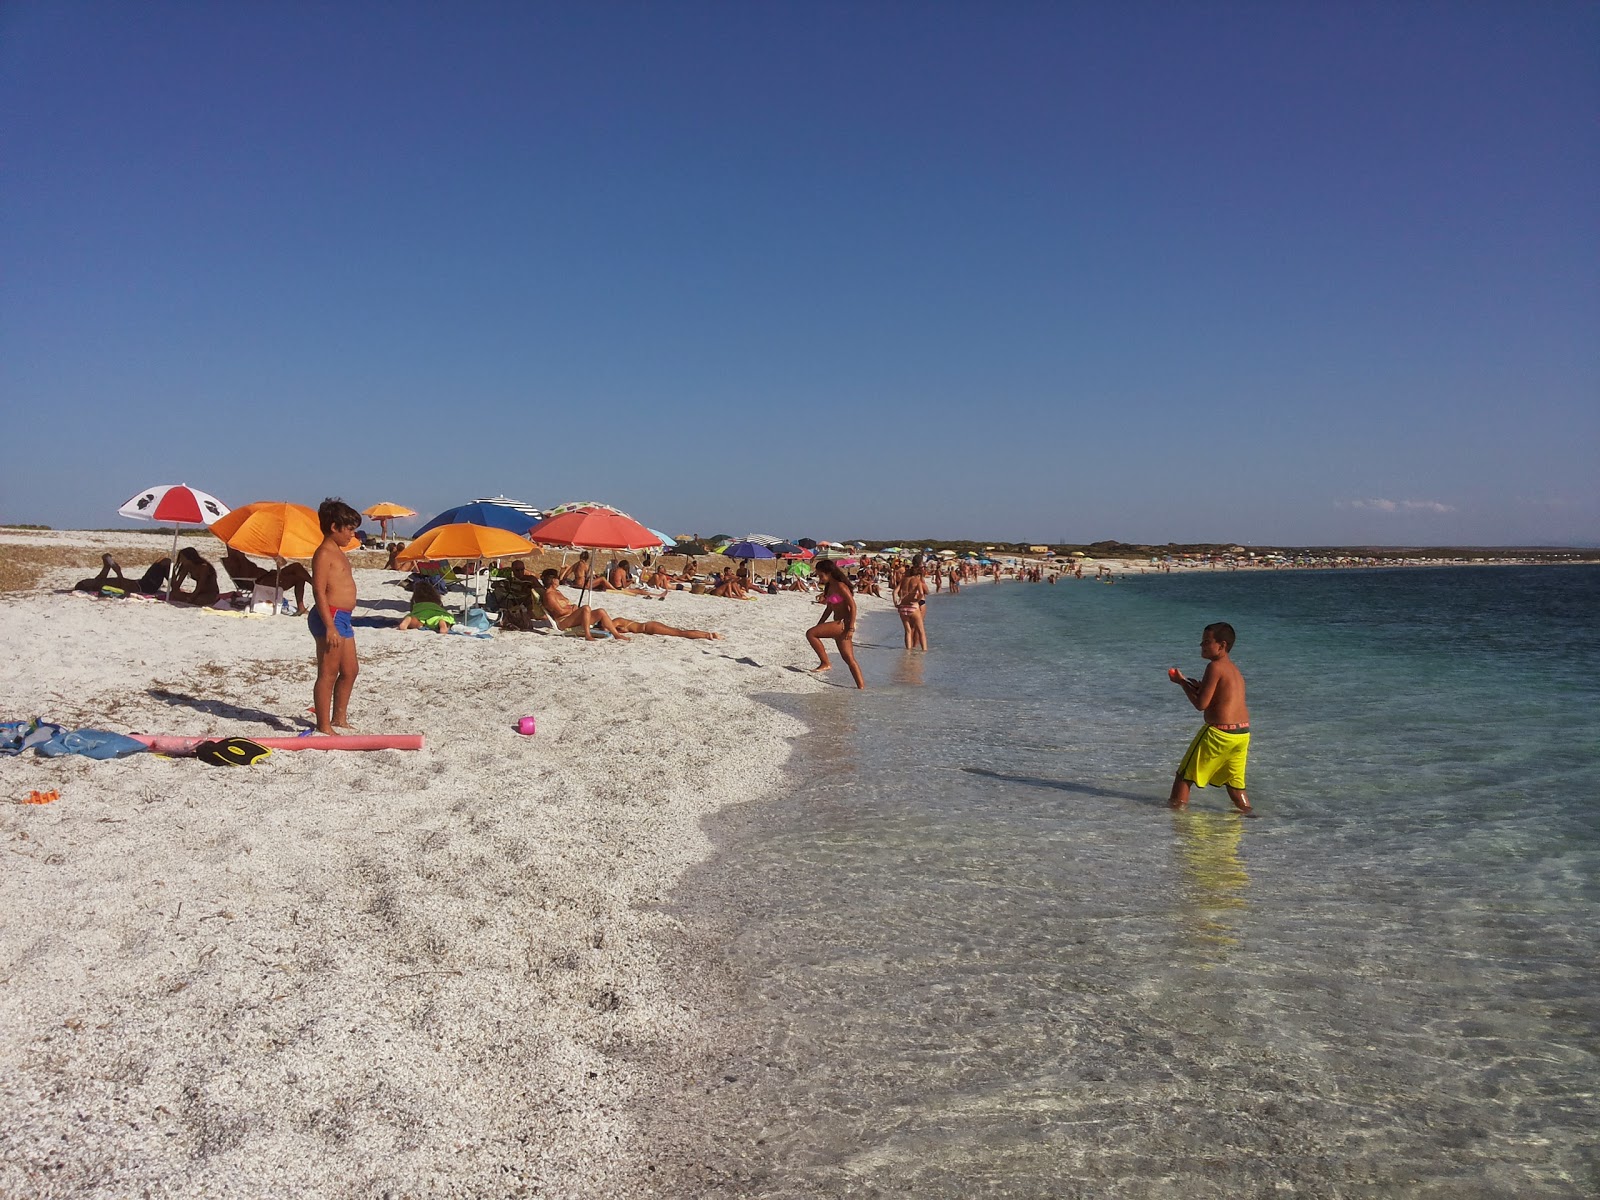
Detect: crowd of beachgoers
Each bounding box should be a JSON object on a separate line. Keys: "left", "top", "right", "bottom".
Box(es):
{"left": 4, "top": 520, "right": 1589, "bottom": 1196}
{"left": 0, "top": 522, "right": 1091, "bottom": 1197}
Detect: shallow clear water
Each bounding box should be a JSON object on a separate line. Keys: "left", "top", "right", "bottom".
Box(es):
{"left": 669, "top": 567, "right": 1600, "bottom": 1198}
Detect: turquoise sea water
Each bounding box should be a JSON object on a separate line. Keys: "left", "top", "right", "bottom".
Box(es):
{"left": 668, "top": 566, "right": 1600, "bottom": 1198}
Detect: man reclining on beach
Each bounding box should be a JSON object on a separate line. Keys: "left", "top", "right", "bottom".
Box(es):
{"left": 221, "top": 546, "right": 312, "bottom": 613}
{"left": 538, "top": 569, "right": 630, "bottom": 640}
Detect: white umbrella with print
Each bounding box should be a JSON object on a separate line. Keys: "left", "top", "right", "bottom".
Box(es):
{"left": 117, "top": 484, "right": 231, "bottom": 602}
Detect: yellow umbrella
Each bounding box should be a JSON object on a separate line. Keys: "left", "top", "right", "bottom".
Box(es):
{"left": 395, "top": 522, "right": 534, "bottom": 563}
{"left": 210, "top": 501, "right": 342, "bottom": 561}
{"left": 362, "top": 501, "right": 417, "bottom": 539}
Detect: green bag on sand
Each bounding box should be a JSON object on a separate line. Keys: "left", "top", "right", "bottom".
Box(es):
{"left": 193, "top": 738, "right": 272, "bottom": 767}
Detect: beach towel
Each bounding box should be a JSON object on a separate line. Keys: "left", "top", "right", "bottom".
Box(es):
{"left": 3, "top": 720, "right": 149, "bottom": 759}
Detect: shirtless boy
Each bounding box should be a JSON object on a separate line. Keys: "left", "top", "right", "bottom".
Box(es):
{"left": 1168, "top": 622, "right": 1253, "bottom": 814}
{"left": 310, "top": 498, "right": 362, "bottom": 734}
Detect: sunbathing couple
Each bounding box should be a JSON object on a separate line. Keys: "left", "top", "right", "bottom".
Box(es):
{"left": 76, "top": 548, "right": 222, "bottom": 607}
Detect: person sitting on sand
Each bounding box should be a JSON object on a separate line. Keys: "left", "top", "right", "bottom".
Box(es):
{"left": 538, "top": 569, "right": 629, "bottom": 641}
{"left": 168, "top": 546, "right": 221, "bottom": 607}
{"left": 592, "top": 557, "right": 667, "bottom": 599}
{"left": 220, "top": 546, "right": 313, "bottom": 613}
{"left": 647, "top": 562, "right": 675, "bottom": 591}
{"left": 711, "top": 566, "right": 747, "bottom": 599}
{"left": 559, "top": 551, "right": 593, "bottom": 590}
{"left": 397, "top": 580, "right": 455, "bottom": 634}
{"left": 74, "top": 553, "right": 169, "bottom": 596}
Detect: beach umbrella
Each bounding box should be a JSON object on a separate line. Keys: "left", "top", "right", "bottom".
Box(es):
{"left": 528, "top": 507, "right": 660, "bottom": 551}
{"left": 362, "top": 501, "right": 417, "bottom": 539}
{"left": 117, "top": 484, "right": 232, "bottom": 601}
{"left": 796, "top": 538, "right": 818, "bottom": 550}
{"left": 209, "top": 502, "right": 330, "bottom": 561}
{"left": 397, "top": 523, "right": 535, "bottom": 614}
{"left": 721, "top": 540, "right": 777, "bottom": 560}
{"left": 784, "top": 560, "right": 814, "bottom": 577}
{"left": 647, "top": 528, "right": 676, "bottom": 547}
{"left": 395, "top": 523, "right": 534, "bottom": 563}
{"left": 742, "top": 533, "right": 782, "bottom": 547}
{"left": 471, "top": 496, "right": 544, "bottom": 525}
{"left": 415, "top": 499, "right": 543, "bottom": 538}
{"left": 528, "top": 507, "right": 662, "bottom": 602}
{"left": 119, "top": 483, "right": 230, "bottom": 528}
{"left": 770, "top": 541, "right": 803, "bottom": 555}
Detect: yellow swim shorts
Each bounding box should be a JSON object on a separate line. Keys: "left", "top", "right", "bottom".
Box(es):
{"left": 1177, "top": 725, "right": 1250, "bottom": 789}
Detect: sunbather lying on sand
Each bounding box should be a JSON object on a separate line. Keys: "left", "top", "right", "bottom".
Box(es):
{"left": 609, "top": 617, "right": 722, "bottom": 640}
{"left": 539, "top": 570, "right": 629, "bottom": 641}
{"left": 75, "top": 553, "right": 168, "bottom": 596}
{"left": 397, "top": 581, "right": 455, "bottom": 634}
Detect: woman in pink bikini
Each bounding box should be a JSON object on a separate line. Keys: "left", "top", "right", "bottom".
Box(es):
{"left": 806, "top": 558, "right": 865, "bottom": 689}
{"left": 894, "top": 553, "right": 929, "bottom": 651}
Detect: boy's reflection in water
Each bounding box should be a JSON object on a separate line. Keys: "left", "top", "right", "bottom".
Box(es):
{"left": 1171, "top": 810, "right": 1250, "bottom": 962}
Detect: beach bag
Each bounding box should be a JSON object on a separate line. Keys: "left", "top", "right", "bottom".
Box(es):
{"left": 461, "top": 606, "right": 491, "bottom": 633}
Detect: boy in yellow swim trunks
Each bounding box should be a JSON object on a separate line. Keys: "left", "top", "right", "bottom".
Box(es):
{"left": 1168, "top": 622, "right": 1254, "bottom": 815}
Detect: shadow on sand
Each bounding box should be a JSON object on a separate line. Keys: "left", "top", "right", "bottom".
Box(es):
{"left": 146, "top": 689, "right": 300, "bottom": 733}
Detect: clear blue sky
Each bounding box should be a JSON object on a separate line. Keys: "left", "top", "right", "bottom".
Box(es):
{"left": 3, "top": 1, "right": 1596, "bottom": 545}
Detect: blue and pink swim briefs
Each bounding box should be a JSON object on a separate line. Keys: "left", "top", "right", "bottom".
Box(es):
{"left": 307, "top": 608, "right": 355, "bottom": 640}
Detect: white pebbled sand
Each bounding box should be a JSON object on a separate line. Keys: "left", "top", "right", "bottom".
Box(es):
{"left": 0, "top": 532, "right": 873, "bottom": 1198}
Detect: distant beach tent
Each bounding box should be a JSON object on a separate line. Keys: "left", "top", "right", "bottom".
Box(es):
{"left": 415, "top": 499, "right": 544, "bottom": 538}
{"left": 118, "top": 483, "right": 232, "bottom": 603}
{"left": 362, "top": 501, "right": 416, "bottom": 539}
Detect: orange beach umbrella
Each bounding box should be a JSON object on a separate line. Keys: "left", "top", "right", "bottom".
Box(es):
{"left": 394, "top": 523, "right": 534, "bottom": 563}
{"left": 362, "top": 501, "right": 417, "bottom": 539}
{"left": 210, "top": 501, "right": 332, "bottom": 561}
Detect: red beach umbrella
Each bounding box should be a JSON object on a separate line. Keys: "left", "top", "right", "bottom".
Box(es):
{"left": 118, "top": 483, "right": 230, "bottom": 527}
{"left": 527, "top": 508, "right": 661, "bottom": 551}
{"left": 117, "top": 484, "right": 232, "bottom": 602}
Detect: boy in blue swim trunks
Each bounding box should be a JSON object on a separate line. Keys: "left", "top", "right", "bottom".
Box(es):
{"left": 1168, "top": 622, "right": 1254, "bottom": 815}
{"left": 310, "top": 498, "right": 362, "bottom": 734}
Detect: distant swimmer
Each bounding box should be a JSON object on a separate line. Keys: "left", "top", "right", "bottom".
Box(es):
{"left": 1168, "top": 622, "right": 1253, "bottom": 815}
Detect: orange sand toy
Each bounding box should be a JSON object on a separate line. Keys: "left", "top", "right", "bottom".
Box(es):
{"left": 22, "top": 789, "right": 59, "bottom": 805}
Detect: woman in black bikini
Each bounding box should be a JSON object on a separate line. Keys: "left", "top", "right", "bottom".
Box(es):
{"left": 807, "top": 558, "right": 864, "bottom": 689}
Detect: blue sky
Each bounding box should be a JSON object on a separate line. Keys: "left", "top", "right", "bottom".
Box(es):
{"left": 3, "top": 1, "right": 1595, "bottom": 545}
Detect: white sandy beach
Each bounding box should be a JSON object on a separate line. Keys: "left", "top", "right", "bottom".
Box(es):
{"left": 0, "top": 530, "right": 877, "bottom": 1198}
